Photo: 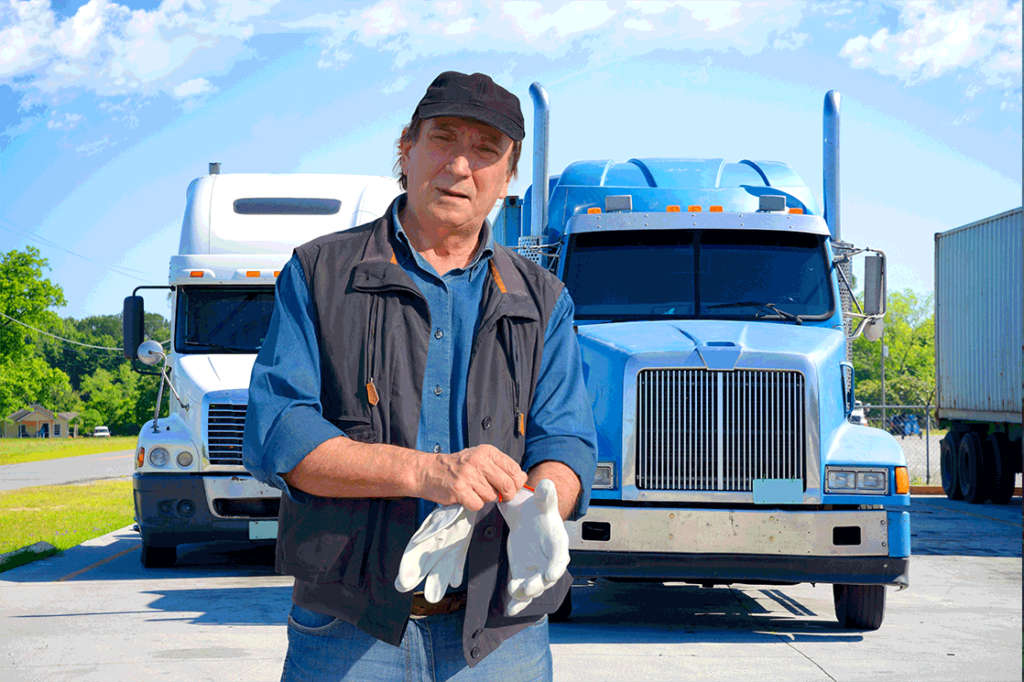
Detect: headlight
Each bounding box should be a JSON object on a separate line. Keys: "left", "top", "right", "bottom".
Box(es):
{"left": 825, "top": 467, "right": 888, "bottom": 495}
{"left": 149, "top": 447, "right": 170, "bottom": 467}
{"left": 593, "top": 462, "right": 615, "bottom": 489}
{"left": 176, "top": 450, "right": 194, "bottom": 467}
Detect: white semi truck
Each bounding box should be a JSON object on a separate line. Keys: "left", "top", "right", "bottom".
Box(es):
{"left": 123, "top": 166, "right": 400, "bottom": 567}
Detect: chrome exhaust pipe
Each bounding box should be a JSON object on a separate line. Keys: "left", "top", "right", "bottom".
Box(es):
{"left": 823, "top": 90, "right": 841, "bottom": 242}
{"left": 529, "top": 83, "right": 549, "bottom": 238}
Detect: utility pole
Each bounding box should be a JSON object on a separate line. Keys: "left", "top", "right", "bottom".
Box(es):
{"left": 880, "top": 327, "right": 887, "bottom": 430}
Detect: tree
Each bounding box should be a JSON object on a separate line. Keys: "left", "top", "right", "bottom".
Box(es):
{"left": 0, "top": 247, "right": 66, "bottom": 360}
{"left": 852, "top": 289, "right": 935, "bottom": 407}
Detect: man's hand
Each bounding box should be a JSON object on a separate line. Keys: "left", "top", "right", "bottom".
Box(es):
{"left": 497, "top": 479, "right": 570, "bottom": 616}
{"left": 416, "top": 444, "right": 528, "bottom": 512}
{"left": 395, "top": 504, "right": 477, "bottom": 603}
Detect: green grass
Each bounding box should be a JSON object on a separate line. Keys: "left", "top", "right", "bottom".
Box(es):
{"left": 0, "top": 436, "right": 137, "bottom": 466}
{"left": 0, "top": 480, "right": 134, "bottom": 573}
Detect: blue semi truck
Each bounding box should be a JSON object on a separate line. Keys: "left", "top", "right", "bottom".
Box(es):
{"left": 494, "top": 86, "right": 911, "bottom": 629}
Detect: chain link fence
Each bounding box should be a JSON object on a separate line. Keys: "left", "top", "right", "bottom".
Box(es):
{"left": 858, "top": 405, "right": 941, "bottom": 485}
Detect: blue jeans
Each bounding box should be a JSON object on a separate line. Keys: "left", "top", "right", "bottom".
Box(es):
{"left": 281, "top": 604, "right": 552, "bottom": 682}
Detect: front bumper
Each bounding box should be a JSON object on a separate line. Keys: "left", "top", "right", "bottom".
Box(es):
{"left": 566, "top": 504, "right": 911, "bottom": 586}
{"left": 133, "top": 473, "right": 280, "bottom": 548}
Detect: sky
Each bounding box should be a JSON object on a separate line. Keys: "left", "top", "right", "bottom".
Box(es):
{"left": 1, "top": 0, "right": 1020, "bottom": 320}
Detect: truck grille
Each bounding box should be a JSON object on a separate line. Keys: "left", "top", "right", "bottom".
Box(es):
{"left": 636, "top": 369, "right": 806, "bottom": 491}
{"left": 207, "top": 403, "right": 246, "bottom": 466}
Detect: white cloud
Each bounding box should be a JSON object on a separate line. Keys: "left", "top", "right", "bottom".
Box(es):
{"left": 622, "top": 18, "right": 653, "bottom": 32}
{"left": 46, "top": 111, "right": 82, "bottom": 130}
{"left": 75, "top": 133, "right": 114, "bottom": 156}
{"left": 839, "top": 0, "right": 1022, "bottom": 100}
{"left": 172, "top": 77, "right": 216, "bottom": 99}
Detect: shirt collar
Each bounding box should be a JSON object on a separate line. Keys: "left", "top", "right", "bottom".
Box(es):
{"left": 391, "top": 195, "right": 495, "bottom": 280}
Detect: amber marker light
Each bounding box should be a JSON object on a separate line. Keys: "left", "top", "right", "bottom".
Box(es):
{"left": 189, "top": 271, "right": 204, "bottom": 278}
{"left": 688, "top": 205, "right": 702, "bottom": 212}
{"left": 710, "top": 205, "right": 724, "bottom": 212}
{"left": 274, "top": 271, "right": 281, "bottom": 277}
{"left": 895, "top": 467, "right": 909, "bottom": 494}
{"left": 666, "top": 205, "right": 681, "bottom": 212}
{"left": 587, "top": 207, "right": 601, "bottom": 214}
{"left": 246, "top": 271, "right": 260, "bottom": 277}
{"left": 136, "top": 447, "right": 145, "bottom": 467}
{"left": 789, "top": 207, "right": 804, "bottom": 214}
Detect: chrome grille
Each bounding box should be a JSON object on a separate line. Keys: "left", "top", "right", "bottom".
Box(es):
{"left": 207, "top": 403, "right": 246, "bottom": 466}
{"left": 637, "top": 369, "right": 805, "bottom": 491}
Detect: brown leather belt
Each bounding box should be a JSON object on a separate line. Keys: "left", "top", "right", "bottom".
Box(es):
{"left": 409, "top": 591, "right": 467, "bottom": 618}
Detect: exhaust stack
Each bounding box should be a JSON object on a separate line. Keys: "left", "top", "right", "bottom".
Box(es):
{"left": 823, "top": 90, "right": 841, "bottom": 242}
{"left": 529, "top": 83, "right": 550, "bottom": 237}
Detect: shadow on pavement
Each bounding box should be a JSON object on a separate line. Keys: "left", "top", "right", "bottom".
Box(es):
{"left": 549, "top": 580, "right": 866, "bottom": 646}
{"left": 910, "top": 496, "right": 1022, "bottom": 557}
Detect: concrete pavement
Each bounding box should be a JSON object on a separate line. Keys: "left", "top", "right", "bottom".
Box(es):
{"left": 0, "top": 496, "right": 1020, "bottom": 681}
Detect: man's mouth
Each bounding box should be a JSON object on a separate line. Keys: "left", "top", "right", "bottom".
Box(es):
{"left": 439, "top": 188, "right": 469, "bottom": 199}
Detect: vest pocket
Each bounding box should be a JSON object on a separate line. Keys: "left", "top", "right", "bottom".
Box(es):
{"left": 328, "top": 416, "right": 378, "bottom": 444}
{"left": 278, "top": 495, "right": 373, "bottom": 585}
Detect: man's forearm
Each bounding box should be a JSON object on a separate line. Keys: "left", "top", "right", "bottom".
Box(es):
{"left": 282, "top": 436, "right": 426, "bottom": 499}
{"left": 526, "top": 460, "right": 581, "bottom": 521}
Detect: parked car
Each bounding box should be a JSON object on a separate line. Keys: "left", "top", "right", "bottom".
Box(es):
{"left": 849, "top": 400, "right": 866, "bottom": 425}
{"left": 887, "top": 414, "right": 921, "bottom": 439}
{"left": 93, "top": 426, "right": 111, "bottom": 438}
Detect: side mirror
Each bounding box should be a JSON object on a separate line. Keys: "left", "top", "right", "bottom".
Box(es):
{"left": 861, "top": 255, "right": 885, "bottom": 341}
{"left": 123, "top": 296, "right": 145, "bottom": 361}
{"left": 137, "top": 339, "right": 165, "bottom": 366}
{"left": 863, "top": 255, "right": 885, "bottom": 315}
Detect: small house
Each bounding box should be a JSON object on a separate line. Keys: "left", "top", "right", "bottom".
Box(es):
{"left": 2, "top": 405, "right": 79, "bottom": 438}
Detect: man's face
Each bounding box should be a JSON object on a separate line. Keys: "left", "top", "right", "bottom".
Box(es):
{"left": 400, "top": 116, "right": 514, "bottom": 232}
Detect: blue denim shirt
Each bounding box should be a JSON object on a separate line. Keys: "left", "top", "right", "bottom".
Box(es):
{"left": 243, "top": 203, "right": 597, "bottom": 518}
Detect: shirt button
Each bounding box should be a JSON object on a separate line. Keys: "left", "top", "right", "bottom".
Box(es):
{"left": 433, "top": 444, "right": 441, "bottom": 453}
{"left": 470, "top": 647, "right": 481, "bottom": 659}
{"left": 482, "top": 417, "right": 491, "bottom": 430}
{"left": 435, "top": 329, "right": 444, "bottom": 339}
{"left": 434, "top": 385, "right": 443, "bottom": 396}
{"left": 483, "top": 526, "right": 497, "bottom": 540}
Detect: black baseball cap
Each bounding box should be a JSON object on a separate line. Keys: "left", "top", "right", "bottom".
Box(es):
{"left": 414, "top": 71, "right": 525, "bottom": 142}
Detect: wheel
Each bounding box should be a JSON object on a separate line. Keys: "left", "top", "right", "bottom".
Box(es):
{"left": 957, "top": 431, "right": 987, "bottom": 503}
{"left": 940, "top": 433, "right": 962, "bottom": 500}
{"left": 833, "top": 584, "right": 885, "bottom": 630}
{"left": 549, "top": 589, "right": 572, "bottom": 622}
{"left": 987, "top": 433, "right": 1017, "bottom": 505}
{"left": 140, "top": 542, "right": 176, "bottom": 568}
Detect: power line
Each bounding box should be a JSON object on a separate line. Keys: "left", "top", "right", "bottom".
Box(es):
{"left": 0, "top": 217, "right": 156, "bottom": 282}
{"left": 0, "top": 310, "right": 122, "bottom": 351}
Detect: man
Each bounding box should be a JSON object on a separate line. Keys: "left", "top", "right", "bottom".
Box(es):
{"left": 243, "top": 71, "right": 597, "bottom": 682}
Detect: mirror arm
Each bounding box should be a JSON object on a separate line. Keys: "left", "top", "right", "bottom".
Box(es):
{"left": 838, "top": 247, "right": 887, "bottom": 341}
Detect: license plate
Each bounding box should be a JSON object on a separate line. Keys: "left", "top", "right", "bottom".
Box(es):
{"left": 249, "top": 520, "right": 278, "bottom": 540}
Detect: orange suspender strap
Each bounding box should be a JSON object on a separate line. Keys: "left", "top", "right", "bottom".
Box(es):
{"left": 488, "top": 260, "right": 507, "bottom": 293}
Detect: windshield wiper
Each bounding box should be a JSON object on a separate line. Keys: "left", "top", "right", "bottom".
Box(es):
{"left": 704, "top": 301, "right": 804, "bottom": 325}
{"left": 184, "top": 341, "right": 259, "bottom": 352}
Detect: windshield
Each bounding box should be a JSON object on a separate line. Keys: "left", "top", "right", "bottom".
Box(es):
{"left": 564, "top": 229, "right": 832, "bottom": 321}
{"left": 174, "top": 286, "right": 275, "bottom": 354}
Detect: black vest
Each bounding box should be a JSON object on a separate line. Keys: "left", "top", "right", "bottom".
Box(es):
{"left": 276, "top": 199, "right": 570, "bottom": 665}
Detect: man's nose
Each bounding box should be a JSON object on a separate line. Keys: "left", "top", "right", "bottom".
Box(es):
{"left": 445, "top": 147, "right": 472, "bottom": 176}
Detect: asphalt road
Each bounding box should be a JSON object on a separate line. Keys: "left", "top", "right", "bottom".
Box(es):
{"left": 0, "top": 450, "right": 134, "bottom": 492}
{"left": 1, "top": 496, "right": 1020, "bottom": 682}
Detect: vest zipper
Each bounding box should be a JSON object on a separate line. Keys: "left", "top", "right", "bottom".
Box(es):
{"left": 365, "top": 294, "right": 380, "bottom": 407}
{"left": 501, "top": 318, "right": 524, "bottom": 437}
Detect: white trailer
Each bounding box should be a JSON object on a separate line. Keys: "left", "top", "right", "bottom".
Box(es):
{"left": 123, "top": 166, "right": 400, "bottom": 567}
{"left": 935, "top": 207, "right": 1023, "bottom": 504}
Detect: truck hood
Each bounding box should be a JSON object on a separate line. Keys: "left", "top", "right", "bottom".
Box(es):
{"left": 173, "top": 354, "right": 257, "bottom": 405}
{"left": 576, "top": 319, "right": 844, "bottom": 370}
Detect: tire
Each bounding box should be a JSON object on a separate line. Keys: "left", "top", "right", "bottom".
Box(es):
{"left": 957, "top": 431, "right": 987, "bottom": 504}
{"left": 987, "top": 433, "right": 1017, "bottom": 505}
{"left": 140, "top": 543, "right": 176, "bottom": 568}
{"left": 833, "top": 584, "right": 885, "bottom": 630}
{"left": 940, "top": 433, "right": 962, "bottom": 500}
{"left": 549, "top": 589, "right": 573, "bottom": 623}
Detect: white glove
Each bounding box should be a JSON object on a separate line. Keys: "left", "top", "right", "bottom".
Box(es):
{"left": 395, "top": 504, "right": 478, "bottom": 603}
{"left": 497, "top": 479, "right": 570, "bottom": 616}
